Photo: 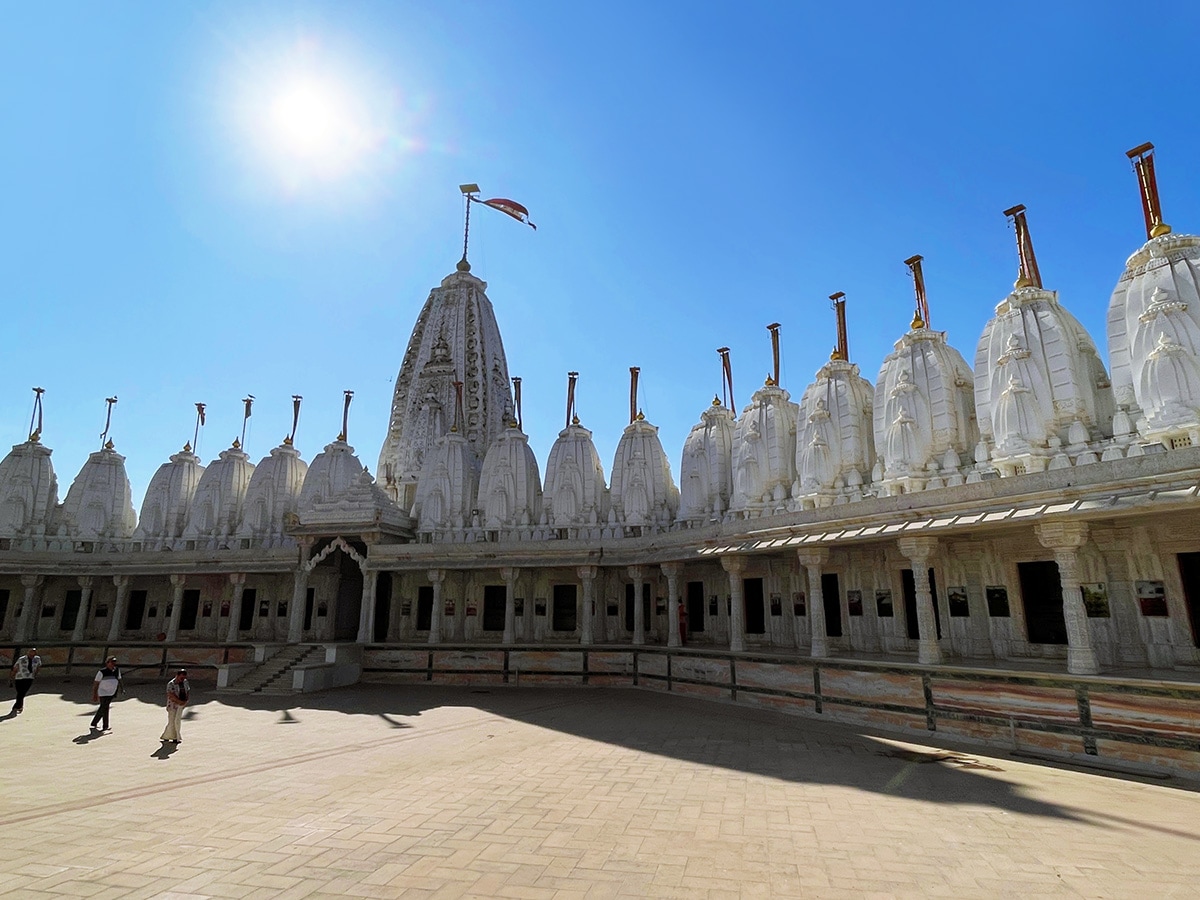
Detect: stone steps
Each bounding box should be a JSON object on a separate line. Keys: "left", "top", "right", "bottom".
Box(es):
{"left": 223, "top": 645, "right": 323, "bottom": 694}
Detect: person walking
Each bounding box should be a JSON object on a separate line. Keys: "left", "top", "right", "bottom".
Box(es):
{"left": 161, "top": 668, "right": 190, "bottom": 744}
{"left": 90, "top": 656, "right": 122, "bottom": 731}
{"left": 10, "top": 647, "right": 41, "bottom": 714}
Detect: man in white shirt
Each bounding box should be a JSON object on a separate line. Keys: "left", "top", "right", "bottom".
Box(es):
{"left": 10, "top": 647, "right": 41, "bottom": 714}
{"left": 161, "top": 669, "right": 190, "bottom": 744}
{"left": 90, "top": 657, "right": 122, "bottom": 731}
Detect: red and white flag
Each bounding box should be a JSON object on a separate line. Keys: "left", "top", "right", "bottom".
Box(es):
{"left": 480, "top": 197, "right": 536, "bottom": 230}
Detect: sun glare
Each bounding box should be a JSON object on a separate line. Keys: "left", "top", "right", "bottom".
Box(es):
{"left": 220, "top": 35, "right": 420, "bottom": 198}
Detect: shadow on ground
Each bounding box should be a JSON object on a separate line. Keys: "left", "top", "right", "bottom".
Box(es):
{"left": 6, "top": 675, "right": 1199, "bottom": 840}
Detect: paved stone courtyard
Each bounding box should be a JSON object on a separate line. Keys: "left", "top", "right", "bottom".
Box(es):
{"left": 2, "top": 678, "right": 1198, "bottom": 898}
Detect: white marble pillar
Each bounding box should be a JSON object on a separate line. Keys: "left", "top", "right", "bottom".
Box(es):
{"left": 578, "top": 566, "right": 597, "bottom": 645}
{"left": 663, "top": 563, "right": 683, "bottom": 648}
{"left": 14, "top": 574, "right": 43, "bottom": 643}
{"left": 721, "top": 555, "right": 747, "bottom": 653}
{"left": 224, "top": 574, "right": 246, "bottom": 643}
{"left": 107, "top": 575, "right": 131, "bottom": 643}
{"left": 427, "top": 569, "right": 445, "bottom": 645}
{"left": 287, "top": 542, "right": 313, "bottom": 644}
{"left": 357, "top": 568, "right": 377, "bottom": 644}
{"left": 1036, "top": 522, "right": 1100, "bottom": 675}
{"left": 898, "top": 537, "right": 942, "bottom": 665}
{"left": 796, "top": 549, "right": 830, "bottom": 658}
{"left": 501, "top": 566, "right": 518, "bottom": 645}
{"left": 165, "top": 574, "right": 187, "bottom": 643}
{"left": 71, "top": 576, "right": 95, "bottom": 642}
{"left": 627, "top": 565, "right": 646, "bottom": 646}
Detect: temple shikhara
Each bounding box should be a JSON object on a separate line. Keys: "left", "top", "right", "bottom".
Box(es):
{"left": 3, "top": 143, "right": 1200, "bottom": 729}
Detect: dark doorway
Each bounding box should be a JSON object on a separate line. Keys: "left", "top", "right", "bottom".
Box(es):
{"left": 1178, "top": 553, "right": 1200, "bottom": 648}
{"left": 1018, "top": 560, "right": 1067, "bottom": 645}
{"left": 302, "top": 588, "right": 314, "bottom": 630}
{"left": 179, "top": 590, "right": 201, "bottom": 631}
{"left": 686, "top": 580, "right": 705, "bottom": 633}
{"left": 624, "top": 583, "right": 651, "bottom": 632}
{"left": 553, "top": 584, "right": 577, "bottom": 632}
{"left": 744, "top": 577, "right": 766, "bottom": 634}
{"left": 126, "top": 590, "right": 147, "bottom": 631}
{"left": 821, "top": 573, "right": 843, "bottom": 638}
{"left": 0, "top": 589, "right": 8, "bottom": 631}
{"left": 240, "top": 588, "right": 257, "bottom": 631}
{"left": 333, "top": 553, "right": 363, "bottom": 641}
{"left": 483, "top": 585, "right": 506, "bottom": 632}
{"left": 61, "top": 590, "right": 82, "bottom": 631}
{"left": 902, "top": 569, "right": 941, "bottom": 640}
{"left": 373, "top": 573, "right": 392, "bottom": 642}
{"left": 417, "top": 586, "right": 433, "bottom": 631}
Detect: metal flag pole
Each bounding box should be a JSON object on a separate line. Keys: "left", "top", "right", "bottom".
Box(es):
{"left": 459, "top": 183, "right": 480, "bottom": 271}
{"left": 193, "top": 403, "right": 206, "bottom": 454}
{"left": 240, "top": 395, "right": 255, "bottom": 449}
{"left": 28, "top": 387, "right": 45, "bottom": 442}
{"left": 100, "top": 396, "right": 118, "bottom": 449}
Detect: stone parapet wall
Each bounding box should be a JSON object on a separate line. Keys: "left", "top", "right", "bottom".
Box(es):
{"left": 361, "top": 644, "right": 1200, "bottom": 779}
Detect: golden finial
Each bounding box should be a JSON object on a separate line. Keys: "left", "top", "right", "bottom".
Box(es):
{"left": 283, "top": 435, "right": 293, "bottom": 446}
{"left": 232, "top": 437, "right": 241, "bottom": 450}
{"left": 636, "top": 409, "right": 645, "bottom": 421}
{"left": 183, "top": 442, "right": 192, "bottom": 453}
{"left": 572, "top": 414, "right": 580, "bottom": 426}
{"left": 911, "top": 308, "right": 925, "bottom": 330}
{"left": 712, "top": 395, "right": 721, "bottom": 406}
{"left": 104, "top": 439, "right": 114, "bottom": 451}
{"left": 764, "top": 373, "right": 776, "bottom": 387}
{"left": 829, "top": 346, "right": 843, "bottom": 361}
{"left": 337, "top": 431, "right": 347, "bottom": 442}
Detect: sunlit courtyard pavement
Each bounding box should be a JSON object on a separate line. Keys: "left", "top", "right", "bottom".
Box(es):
{"left": 2, "top": 678, "right": 1199, "bottom": 899}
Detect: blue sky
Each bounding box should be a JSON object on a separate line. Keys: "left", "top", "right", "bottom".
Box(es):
{"left": 2, "top": 2, "right": 1198, "bottom": 507}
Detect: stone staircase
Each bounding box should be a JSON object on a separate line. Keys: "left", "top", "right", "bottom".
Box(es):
{"left": 222, "top": 645, "right": 325, "bottom": 694}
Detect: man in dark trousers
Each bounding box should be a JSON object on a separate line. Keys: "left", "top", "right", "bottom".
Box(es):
{"left": 90, "top": 656, "right": 122, "bottom": 731}
{"left": 10, "top": 647, "right": 41, "bottom": 714}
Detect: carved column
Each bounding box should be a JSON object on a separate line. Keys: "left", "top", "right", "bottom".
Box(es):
{"left": 796, "top": 549, "right": 830, "bottom": 658}
{"left": 576, "top": 566, "right": 597, "bottom": 645}
{"left": 627, "top": 565, "right": 646, "bottom": 645}
{"left": 70, "top": 576, "right": 95, "bottom": 642}
{"left": 501, "top": 567, "right": 518, "bottom": 645}
{"left": 108, "top": 575, "right": 131, "bottom": 643}
{"left": 165, "top": 574, "right": 187, "bottom": 642}
{"left": 357, "top": 568, "right": 377, "bottom": 644}
{"left": 14, "top": 574, "right": 43, "bottom": 643}
{"left": 897, "top": 537, "right": 942, "bottom": 665}
{"left": 427, "top": 569, "right": 445, "bottom": 645}
{"left": 662, "top": 563, "right": 683, "bottom": 648}
{"left": 1036, "top": 522, "right": 1100, "bottom": 675}
{"left": 222, "top": 574, "right": 246, "bottom": 643}
{"left": 721, "top": 555, "right": 747, "bottom": 652}
{"left": 287, "top": 541, "right": 312, "bottom": 644}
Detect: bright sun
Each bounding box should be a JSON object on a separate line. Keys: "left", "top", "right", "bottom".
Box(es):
{"left": 264, "top": 76, "right": 371, "bottom": 179}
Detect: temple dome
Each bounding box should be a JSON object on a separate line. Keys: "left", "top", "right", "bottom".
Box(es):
{"left": 542, "top": 421, "right": 608, "bottom": 527}
{"left": 377, "top": 268, "right": 512, "bottom": 508}
{"left": 61, "top": 444, "right": 136, "bottom": 540}
{"left": 237, "top": 441, "right": 308, "bottom": 546}
{"left": 976, "top": 287, "right": 1114, "bottom": 468}
{"left": 794, "top": 358, "right": 874, "bottom": 505}
{"left": 184, "top": 441, "right": 255, "bottom": 542}
{"left": 412, "top": 429, "right": 481, "bottom": 533}
{"left": 730, "top": 382, "right": 798, "bottom": 514}
{"left": 1108, "top": 232, "right": 1200, "bottom": 444}
{"left": 609, "top": 415, "right": 679, "bottom": 530}
{"left": 678, "top": 400, "right": 735, "bottom": 523}
{"left": 135, "top": 445, "right": 204, "bottom": 545}
{"left": 0, "top": 438, "right": 60, "bottom": 539}
{"left": 477, "top": 422, "right": 542, "bottom": 529}
{"left": 873, "top": 323, "right": 977, "bottom": 493}
{"left": 298, "top": 439, "right": 367, "bottom": 512}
